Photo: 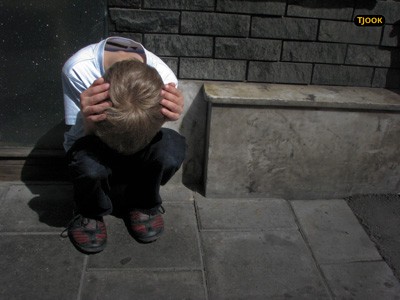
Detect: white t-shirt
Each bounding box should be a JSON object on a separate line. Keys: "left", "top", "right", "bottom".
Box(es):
{"left": 62, "top": 36, "right": 178, "bottom": 152}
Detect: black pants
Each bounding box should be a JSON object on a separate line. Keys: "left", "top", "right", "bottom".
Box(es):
{"left": 67, "top": 128, "right": 186, "bottom": 218}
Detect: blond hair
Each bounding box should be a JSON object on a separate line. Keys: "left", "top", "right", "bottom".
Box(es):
{"left": 94, "top": 60, "right": 165, "bottom": 155}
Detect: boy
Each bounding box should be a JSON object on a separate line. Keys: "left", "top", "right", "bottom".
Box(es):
{"left": 62, "top": 36, "right": 186, "bottom": 254}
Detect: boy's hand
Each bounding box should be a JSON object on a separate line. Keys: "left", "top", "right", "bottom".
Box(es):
{"left": 160, "top": 83, "right": 184, "bottom": 121}
{"left": 80, "top": 78, "right": 111, "bottom": 134}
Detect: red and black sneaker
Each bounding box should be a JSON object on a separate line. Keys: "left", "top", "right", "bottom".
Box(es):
{"left": 128, "top": 206, "right": 165, "bottom": 243}
{"left": 64, "top": 215, "right": 107, "bottom": 254}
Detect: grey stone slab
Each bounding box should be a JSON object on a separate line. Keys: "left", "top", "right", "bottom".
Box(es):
{"left": 381, "top": 25, "right": 399, "bottom": 47}
{"left": 0, "top": 235, "right": 84, "bottom": 300}
{"left": 251, "top": 17, "right": 318, "bottom": 40}
{"left": 201, "top": 230, "right": 330, "bottom": 299}
{"left": 181, "top": 12, "right": 250, "bottom": 37}
{"left": 108, "top": 0, "right": 140, "bottom": 7}
{"left": 319, "top": 20, "right": 382, "bottom": 45}
{"left": 0, "top": 182, "right": 9, "bottom": 199}
{"left": 248, "top": 61, "right": 312, "bottom": 84}
{"left": 0, "top": 183, "right": 73, "bottom": 232}
{"left": 82, "top": 270, "right": 206, "bottom": 300}
{"left": 291, "top": 200, "right": 382, "bottom": 264}
{"left": 203, "top": 82, "right": 400, "bottom": 111}
{"left": 312, "top": 64, "right": 374, "bottom": 87}
{"left": 282, "top": 41, "right": 346, "bottom": 64}
{"left": 217, "top": 0, "right": 286, "bottom": 16}
{"left": 215, "top": 38, "right": 281, "bottom": 61}
{"left": 321, "top": 261, "right": 400, "bottom": 299}
{"left": 196, "top": 198, "right": 297, "bottom": 230}
{"left": 87, "top": 203, "right": 201, "bottom": 269}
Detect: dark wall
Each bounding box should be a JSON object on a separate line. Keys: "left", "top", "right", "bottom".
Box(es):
{"left": 0, "top": 1, "right": 107, "bottom": 148}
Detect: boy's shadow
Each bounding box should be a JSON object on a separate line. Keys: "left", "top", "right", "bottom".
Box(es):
{"left": 21, "top": 122, "right": 74, "bottom": 228}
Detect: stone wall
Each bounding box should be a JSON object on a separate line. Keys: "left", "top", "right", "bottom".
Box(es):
{"left": 108, "top": 0, "right": 400, "bottom": 88}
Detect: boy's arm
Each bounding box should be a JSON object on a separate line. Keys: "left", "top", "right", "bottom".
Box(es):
{"left": 160, "top": 83, "right": 184, "bottom": 122}
{"left": 80, "top": 78, "right": 112, "bottom": 134}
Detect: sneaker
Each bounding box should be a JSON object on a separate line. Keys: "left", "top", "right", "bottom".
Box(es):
{"left": 63, "top": 214, "right": 107, "bottom": 254}
{"left": 128, "top": 206, "right": 165, "bottom": 243}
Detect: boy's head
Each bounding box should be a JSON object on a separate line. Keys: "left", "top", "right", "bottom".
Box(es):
{"left": 93, "top": 59, "right": 165, "bottom": 155}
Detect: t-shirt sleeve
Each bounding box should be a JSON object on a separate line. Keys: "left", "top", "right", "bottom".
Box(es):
{"left": 61, "top": 71, "right": 86, "bottom": 125}
{"left": 146, "top": 51, "right": 178, "bottom": 87}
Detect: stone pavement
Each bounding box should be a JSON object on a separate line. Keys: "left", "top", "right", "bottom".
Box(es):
{"left": 1, "top": 181, "right": 400, "bottom": 300}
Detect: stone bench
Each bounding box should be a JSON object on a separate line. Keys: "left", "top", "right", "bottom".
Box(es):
{"left": 203, "top": 82, "right": 400, "bottom": 199}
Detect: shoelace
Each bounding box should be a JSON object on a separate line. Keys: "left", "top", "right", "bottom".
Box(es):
{"left": 60, "top": 214, "right": 88, "bottom": 238}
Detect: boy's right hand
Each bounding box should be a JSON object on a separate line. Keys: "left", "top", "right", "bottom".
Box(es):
{"left": 80, "top": 77, "right": 111, "bottom": 134}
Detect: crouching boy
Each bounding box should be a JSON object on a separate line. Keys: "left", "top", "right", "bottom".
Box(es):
{"left": 62, "top": 37, "right": 186, "bottom": 254}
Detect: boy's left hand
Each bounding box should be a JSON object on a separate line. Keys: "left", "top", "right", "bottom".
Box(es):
{"left": 160, "top": 83, "right": 184, "bottom": 121}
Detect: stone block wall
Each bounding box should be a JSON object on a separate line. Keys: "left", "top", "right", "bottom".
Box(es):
{"left": 108, "top": 0, "right": 400, "bottom": 88}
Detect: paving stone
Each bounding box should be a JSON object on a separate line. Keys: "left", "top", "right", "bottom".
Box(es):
{"left": 82, "top": 270, "right": 206, "bottom": 300}
{"left": 160, "top": 183, "right": 194, "bottom": 202}
{"left": 0, "top": 235, "right": 84, "bottom": 300}
{"left": 291, "top": 199, "right": 382, "bottom": 264}
{"left": 0, "top": 183, "right": 73, "bottom": 232}
{"left": 87, "top": 203, "right": 201, "bottom": 269}
{"left": 201, "top": 230, "right": 330, "bottom": 299}
{"left": 321, "top": 261, "right": 400, "bottom": 299}
{"left": 196, "top": 198, "right": 297, "bottom": 230}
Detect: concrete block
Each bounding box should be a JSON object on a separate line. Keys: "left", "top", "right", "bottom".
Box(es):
{"left": 0, "top": 235, "right": 83, "bottom": 300}
{"left": 355, "top": 1, "right": 400, "bottom": 24}
{"left": 203, "top": 82, "right": 400, "bottom": 199}
{"left": 180, "top": 58, "right": 247, "bottom": 81}
{"left": 109, "top": 9, "right": 180, "bottom": 33}
{"left": 252, "top": 17, "right": 318, "bottom": 40}
{"left": 381, "top": 25, "right": 399, "bottom": 47}
{"left": 108, "top": 0, "right": 140, "bottom": 8}
{"left": 346, "top": 45, "right": 397, "bottom": 68}
{"left": 321, "top": 261, "right": 400, "bottom": 298}
{"left": 143, "top": 0, "right": 214, "bottom": 11}
{"left": 82, "top": 270, "right": 206, "bottom": 300}
{"left": 181, "top": 12, "right": 250, "bottom": 36}
{"left": 372, "top": 68, "right": 400, "bottom": 89}
{"left": 160, "top": 57, "right": 178, "bottom": 76}
{"left": 248, "top": 61, "right": 312, "bottom": 84}
{"left": 160, "top": 183, "right": 194, "bottom": 202}
{"left": 287, "top": 0, "right": 354, "bottom": 20}
{"left": 282, "top": 41, "right": 346, "bottom": 64}
{"left": 291, "top": 200, "right": 381, "bottom": 264}
{"left": 201, "top": 231, "right": 330, "bottom": 299}
{"left": 319, "top": 20, "right": 382, "bottom": 45}
{"left": 87, "top": 203, "right": 202, "bottom": 269}
{"left": 0, "top": 183, "right": 73, "bottom": 232}
{"left": 145, "top": 34, "right": 213, "bottom": 57}
{"left": 312, "top": 64, "right": 374, "bottom": 86}
{"left": 196, "top": 198, "right": 297, "bottom": 230}
{"left": 217, "top": 0, "right": 286, "bottom": 15}
{"left": 215, "top": 37, "right": 281, "bottom": 61}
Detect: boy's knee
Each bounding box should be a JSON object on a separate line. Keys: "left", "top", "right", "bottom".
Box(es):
{"left": 69, "top": 150, "right": 110, "bottom": 181}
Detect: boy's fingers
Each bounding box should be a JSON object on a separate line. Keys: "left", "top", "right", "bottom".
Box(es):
{"left": 160, "top": 99, "right": 183, "bottom": 115}
{"left": 161, "top": 107, "right": 180, "bottom": 121}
